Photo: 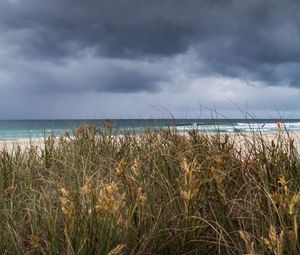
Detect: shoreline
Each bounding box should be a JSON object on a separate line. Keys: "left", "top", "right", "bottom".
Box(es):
{"left": 1, "top": 130, "right": 300, "bottom": 152}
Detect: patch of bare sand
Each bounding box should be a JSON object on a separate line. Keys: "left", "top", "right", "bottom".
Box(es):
{"left": 227, "top": 131, "right": 300, "bottom": 153}
{"left": 0, "top": 139, "right": 45, "bottom": 152}
{"left": 1, "top": 130, "right": 300, "bottom": 153}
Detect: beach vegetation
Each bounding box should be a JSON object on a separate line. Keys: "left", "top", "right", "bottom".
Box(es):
{"left": 0, "top": 122, "right": 300, "bottom": 254}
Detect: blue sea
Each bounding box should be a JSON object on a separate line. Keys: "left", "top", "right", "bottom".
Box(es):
{"left": 0, "top": 119, "right": 299, "bottom": 140}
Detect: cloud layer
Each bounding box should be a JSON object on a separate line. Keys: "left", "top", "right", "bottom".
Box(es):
{"left": 0, "top": 0, "right": 300, "bottom": 118}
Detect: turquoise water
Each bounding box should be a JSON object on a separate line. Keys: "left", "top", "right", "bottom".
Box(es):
{"left": 0, "top": 119, "right": 299, "bottom": 140}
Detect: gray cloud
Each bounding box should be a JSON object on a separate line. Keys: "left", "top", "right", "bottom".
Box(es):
{"left": 1, "top": 0, "right": 300, "bottom": 118}
{"left": 14, "top": 57, "right": 169, "bottom": 94}
{"left": 1, "top": 0, "right": 300, "bottom": 89}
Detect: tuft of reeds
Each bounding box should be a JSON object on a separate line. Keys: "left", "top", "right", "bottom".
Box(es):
{"left": 1, "top": 122, "right": 300, "bottom": 254}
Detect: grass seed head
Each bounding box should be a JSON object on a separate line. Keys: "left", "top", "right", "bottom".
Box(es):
{"left": 108, "top": 244, "right": 126, "bottom": 255}
{"left": 80, "top": 176, "right": 93, "bottom": 195}
{"left": 115, "top": 159, "right": 127, "bottom": 176}
{"left": 289, "top": 192, "right": 300, "bottom": 215}
{"left": 239, "top": 231, "right": 256, "bottom": 255}
{"left": 95, "top": 181, "right": 126, "bottom": 214}
{"left": 261, "top": 225, "right": 284, "bottom": 255}
{"left": 136, "top": 187, "right": 147, "bottom": 206}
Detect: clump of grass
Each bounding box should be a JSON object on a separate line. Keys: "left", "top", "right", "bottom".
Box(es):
{"left": 1, "top": 121, "right": 300, "bottom": 254}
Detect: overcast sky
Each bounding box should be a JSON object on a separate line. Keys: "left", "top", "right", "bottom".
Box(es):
{"left": 0, "top": 0, "right": 300, "bottom": 119}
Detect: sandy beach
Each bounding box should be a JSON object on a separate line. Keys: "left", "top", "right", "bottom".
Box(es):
{"left": 0, "top": 138, "right": 46, "bottom": 152}
{"left": 1, "top": 130, "right": 300, "bottom": 152}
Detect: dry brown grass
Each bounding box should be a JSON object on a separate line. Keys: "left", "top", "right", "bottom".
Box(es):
{"left": 0, "top": 122, "right": 300, "bottom": 254}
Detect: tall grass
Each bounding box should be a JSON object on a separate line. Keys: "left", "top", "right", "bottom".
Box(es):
{"left": 1, "top": 121, "right": 300, "bottom": 254}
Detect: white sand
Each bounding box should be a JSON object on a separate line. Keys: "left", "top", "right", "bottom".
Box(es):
{"left": 239, "top": 130, "right": 300, "bottom": 144}
{"left": 1, "top": 130, "right": 300, "bottom": 152}
{"left": 0, "top": 138, "right": 46, "bottom": 152}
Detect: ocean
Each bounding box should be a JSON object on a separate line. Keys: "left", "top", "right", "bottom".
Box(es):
{"left": 0, "top": 119, "right": 299, "bottom": 140}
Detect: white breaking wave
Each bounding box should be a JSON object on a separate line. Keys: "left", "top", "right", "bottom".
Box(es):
{"left": 173, "top": 121, "right": 300, "bottom": 133}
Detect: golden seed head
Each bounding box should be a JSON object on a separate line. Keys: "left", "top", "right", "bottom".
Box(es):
{"left": 181, "top": 158, "right": 189, "bottom": 174}
{"left": 59, "top": 187, "right": 74, "bottom": 220}
{"left": 268, "top": 225, "right": 277, "bottom": 245}
{"left": 137, "top": 187, "right": 147, "bottom": 205}
{"left": 278, "top": 176, "right": 287, "bottom": 187}
{"left": 115, "top": 159, "right": 127, "bottom": 176}
{"left": 261, "top": 225, "right": 284, "bottom": 253}
{"left": 131, "top": 157, "right": 141, "bottom": 176}
{"left": 80, "top": 176, "right": 93, "bottom": 195}
{"left": 180, "top": 190, "right": 189, "bottom": 200}
{"left": 289, "top": 192, "right": 300, "bottom": 215}
{"left": 60, "top": 187, "right": 69, "bottom": 196}
{"left": 105, "top": 181, "right": 119, "bottom": 195}
{"left": 95, "top": 181, "right": 126, "bottom": 214}
{"left": 270, "top": 192, "right": 281, "bottom": 204}
{"left": 180, "top": 158, "right": 199, "bottom": 174}
{"left": 80, "top": 185, "right": 91, "bottom": 195}
{"left": 28, "top": 235, "right": 40, "bottom": 248}
{"left": 108, "top": 244, "right": 126, "bottom": 255}
{"left": 261, "top": 237, "right": 272, "bottom": 250}
{"left": 210, "top": 167, "right": 224, "bottom": 184}
{"left": 215, "top": 155, "right": 223, "bottom": 165}
{"left": 239, "top": 231, "right": 255, "bottom": 254}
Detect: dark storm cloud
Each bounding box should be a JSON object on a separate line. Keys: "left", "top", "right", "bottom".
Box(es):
{"left": 1, "top": 0, "right": 300, "bottom": 93}
{"left": 0, "top": 57, "right": 168, "bottom": 94}
{"left": 1, "top": 0, "right": 239, "bottom": 59}
{"left": 29, "top": 63, "right": 167, "bottom": 94}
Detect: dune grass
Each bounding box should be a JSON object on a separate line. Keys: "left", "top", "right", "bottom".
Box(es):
{"left": 1, "top": 121, "right": 300, "bottom": 254}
